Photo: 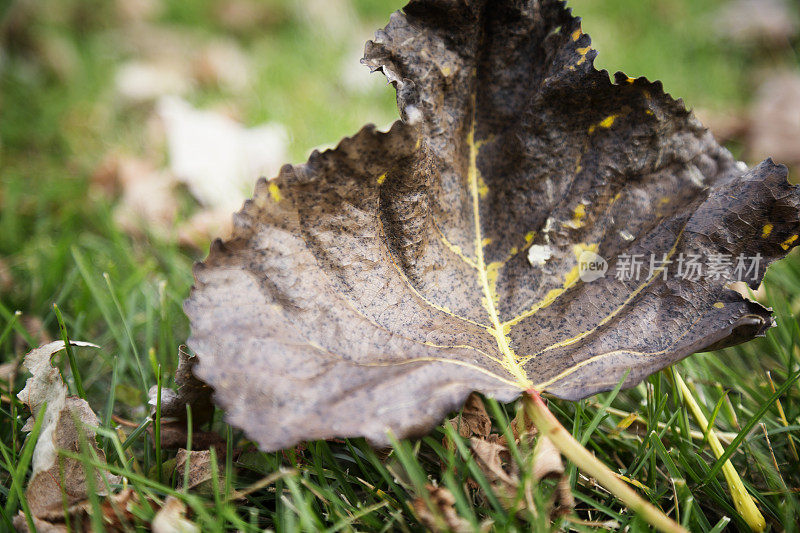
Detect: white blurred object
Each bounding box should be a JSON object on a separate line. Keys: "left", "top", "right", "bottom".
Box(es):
{"left": 116, "top": 61, "right": 192, "bottom": 102}
{"left": 157, "top": 96, "right": 288, "bottom": 213}
{"left": 714, "top": 0, "right": 798, "bottom": 44}
{"left": 192, "top": 39, "right": 251, "bottom": 91}
{"left": 748, "top": 72, "right": 800, "bottom": 165}
{"left": 298, "top": 0, "right": 356, "bottom": 38}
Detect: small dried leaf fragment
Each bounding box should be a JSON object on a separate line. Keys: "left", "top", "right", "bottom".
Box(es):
{"left": 470, "top": 437, "right": 518, "bottom": 489}
{"left": 447, "top": 392, "right": 492, "bottom": 440}
{"left": 12, "top": 513, "right": 67, "bottom": 533}
{"left": 412, "top": 484, "right": 472, "bottom": 533}
{"left": 148, "top": 347, "right": 213, "bottom": 423}
{"left": 174, "top": 449, "right": 224, "bottom": 494}
{"left": 532, "top": 436, "right": 563, "bottom": 482}
{"left": 467, "top": 426, "right": 572, "bottom": 517}
{"left": 148, "top": 347, "right": 220, "bottom": 451}
{"left": 152, "top": 497, "right": 199, "bottom": 533}
{"left": 186, "top": 0, "right": 800, "bottom": 451}
{"left": 16, "top": 341, "right": 121, "bottom": 523}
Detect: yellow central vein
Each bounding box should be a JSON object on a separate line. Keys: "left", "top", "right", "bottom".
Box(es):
{"left": 467, "top": 120, "right": 531, "bottom": 388}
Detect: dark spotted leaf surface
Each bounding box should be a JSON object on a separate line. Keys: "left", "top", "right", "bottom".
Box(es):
{"left": 185, "top": 0, "right": 800, "bottom": 451}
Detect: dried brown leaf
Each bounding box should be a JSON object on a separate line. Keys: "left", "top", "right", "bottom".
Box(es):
{"left": 147, "top": 347, "right": 220, "bottom": 452}
{"left": 447, "top": 392, "right": 492, "bottom": 440}
{"left": 17, "top": 341, "right": 121, "bottom": 523}
{"left": 550, "top": 476, "right": 575, "bottom": 519}
{"left": 12, "top": 512, "right": 68, "bottom": 533}
{"left": 174, "top": 449, "right": 224, "bottom": 494}
{"left": 154, "top": 424, "right": 225, "bottom": 451}
{"left": 149, "top": 347, "right": 213, "bottom": 423}
{"left": 412, "top": 484, "right": 472, "bottom": 533}
{"left": 186, "top": 0, "right": 800, "bottom": 451}
{"left": 470, "top": 437, "right": 518, "bottom": 496}
{"left": 152, "top": 496, "right": 199, "bottom": 533}
{"left": 532, "top": 435, "right": 563, "bottom": 482}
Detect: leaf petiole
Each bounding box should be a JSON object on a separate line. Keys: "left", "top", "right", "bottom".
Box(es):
{"left": 523, "top": 389, "right": 687, "bottom": 533}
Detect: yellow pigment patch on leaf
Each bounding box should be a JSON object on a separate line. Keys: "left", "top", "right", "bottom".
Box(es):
{"left": 589, "top": 114, "right": 618, "bottom": 134}
{"left": 563, "top": 203, "right": 587, "bottom": 229}
{"left": 477, "top": 176, "right": 489, "bottom": 198}
{"left": 268, "top": 182, "right": 282, "bottom": 202}
{"left": 781, "top": 234, "right": 798, "bottom": 250}
{"left": 575, "top": 46, "right": 591, "bottom": 66}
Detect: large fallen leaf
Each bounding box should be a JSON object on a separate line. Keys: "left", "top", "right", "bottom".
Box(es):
{"left": 185, "top": 0, "right": 800, "bottom": 451}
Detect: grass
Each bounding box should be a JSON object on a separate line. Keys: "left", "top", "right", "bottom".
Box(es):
{"left": 1, "top": 0, "right": 799, "bottom": 530}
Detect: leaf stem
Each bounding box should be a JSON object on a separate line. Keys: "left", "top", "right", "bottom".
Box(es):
{"left": 523, "top": 389, "right": 686, "bottom": 533}
{"left": 673, "top": 371, "right": 766, "bottom": 532}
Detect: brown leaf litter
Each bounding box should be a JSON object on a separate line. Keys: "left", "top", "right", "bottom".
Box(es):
{"left": 445, "top": 394, "right": 573, "bottom": 519}
{"left": 13, "top": 341, "right": 122, "bottom": 531}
